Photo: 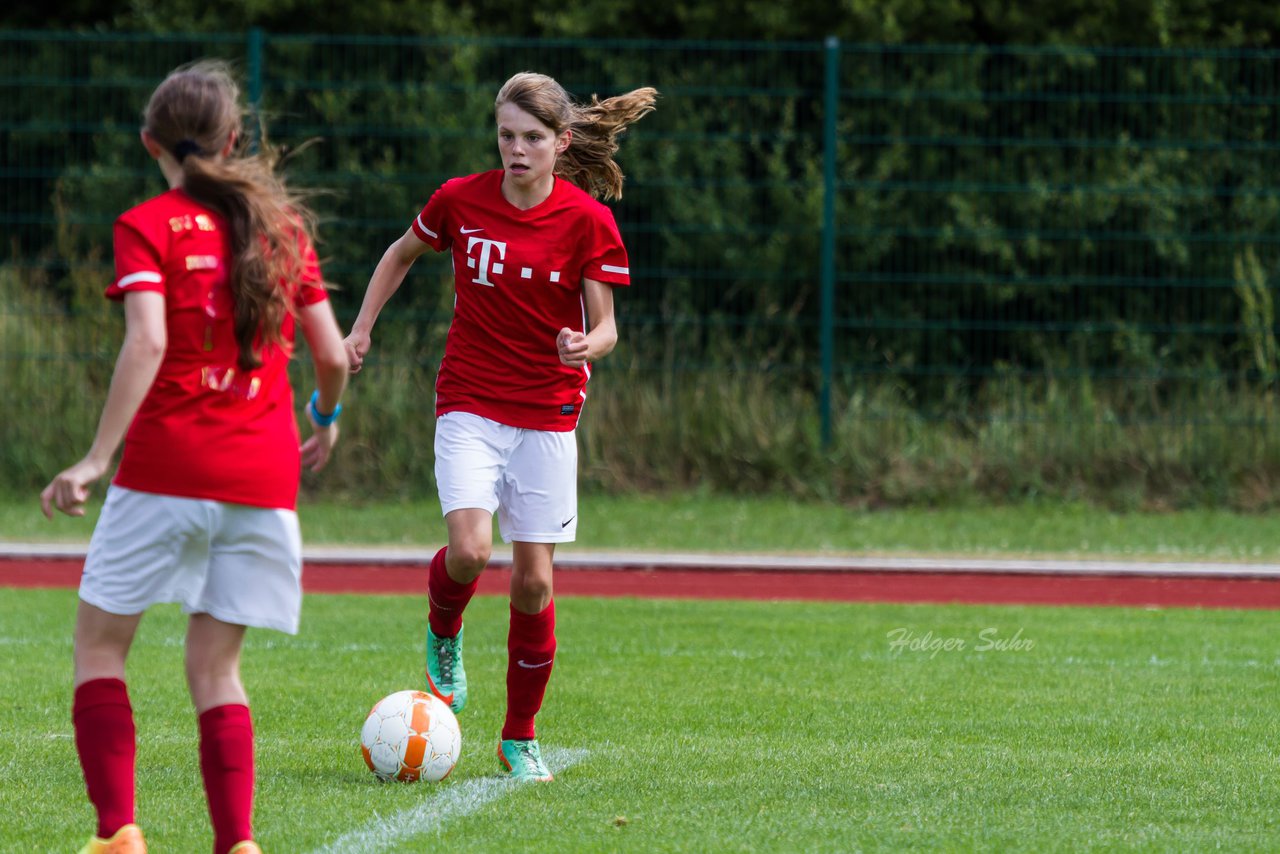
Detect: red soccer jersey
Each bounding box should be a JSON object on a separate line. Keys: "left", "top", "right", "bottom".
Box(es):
{"left": 411, "top": 170, "right": 630, "bottom": 430}
{"left": 106, "top": 188, "right": 327, "bottom": 510}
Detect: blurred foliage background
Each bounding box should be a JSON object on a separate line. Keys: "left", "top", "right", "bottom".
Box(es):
{"left": 5, "top": 4, "right": 1280, "bottom": 510}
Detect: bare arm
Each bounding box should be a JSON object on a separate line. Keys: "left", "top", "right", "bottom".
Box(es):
{"left": 558, "top": 277, "right": 618, "bottom": 368}
{"left": 343, "top": 227, "right": 432, "bottom": 373}
{"left": 299, "top": 298, "right": 349, "bottom": 472}
{"left": 41, "top": 290, "right": 166, "bottom": 518}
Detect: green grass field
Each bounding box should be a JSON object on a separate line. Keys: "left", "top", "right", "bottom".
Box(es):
{"left": 4, "top": 586, "right": 1280, "bottom": 852}
{"left": 6, "top": 494, "right": 1280, "bottom": 850}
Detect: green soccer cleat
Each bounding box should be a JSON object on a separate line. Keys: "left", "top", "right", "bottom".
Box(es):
{"left": 425, "top": 625, "right": 467, "bottom": 713}
{"left": 498, "top": 738, "right": 554, "bottom": 781}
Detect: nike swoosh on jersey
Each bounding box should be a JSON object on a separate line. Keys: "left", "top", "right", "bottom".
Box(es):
{"left": 517, "top": 659, "right": 553, "bottom": 669}
{"left": 459, "top": 226, "right": 484, "bottom": 234}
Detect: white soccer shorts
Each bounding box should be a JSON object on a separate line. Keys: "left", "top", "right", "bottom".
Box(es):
{"left": 434, "top": 411, "right": 578, "bottom": 543}
{"left": 79, "top": 486, "right": 304, "bottom": 634}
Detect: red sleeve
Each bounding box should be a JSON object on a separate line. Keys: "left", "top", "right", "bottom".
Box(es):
{"left": 294, "top": 230, "right": 328, "bottom": 308}
{"left": 410, "top": 182, "right": 453, "bottom": 252}
{"left": 582, "top": 206, "right": 630, "bottom": 287}
{"left": 106, "top": 214, "right": 166, "bottom": 301}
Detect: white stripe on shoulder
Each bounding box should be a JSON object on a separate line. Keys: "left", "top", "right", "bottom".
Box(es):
{"left": 415, "top": 215, "right": 439, "bottom": 240}
{"left": 116, "top": 271, "right": 163, "bottom": 288}
{"left": 601, "top": 264, "right": 629, "bottom": 275}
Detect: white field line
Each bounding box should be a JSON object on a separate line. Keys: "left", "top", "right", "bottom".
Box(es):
{"left": 307, "top": 747, "right": 589, "bottom": 854}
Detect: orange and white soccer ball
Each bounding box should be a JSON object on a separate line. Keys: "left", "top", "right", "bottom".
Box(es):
{"left": 360, "top": 690, "right": 461, "bottom": 782}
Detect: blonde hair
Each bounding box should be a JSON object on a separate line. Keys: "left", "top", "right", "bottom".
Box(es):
{"left": 143, "top": 59, "right": 321, "bottom": 371}
{"left": 495, "top": 72, "right": 658, "bottom": 201}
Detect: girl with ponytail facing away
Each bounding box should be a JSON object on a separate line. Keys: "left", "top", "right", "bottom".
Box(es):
{"left": 41, "top": 60, "right": 349, "bottom": 854}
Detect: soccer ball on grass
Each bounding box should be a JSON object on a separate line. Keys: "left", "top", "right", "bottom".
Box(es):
{"left": 360, "top": 689, "right": 461, "bottom": 782}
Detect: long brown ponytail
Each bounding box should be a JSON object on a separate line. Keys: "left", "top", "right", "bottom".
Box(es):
{"left": 495, "top": 72, "right": 658, "bottom": 201}
{"left": 142, "top": 60, "right": 321, "bottom": 371}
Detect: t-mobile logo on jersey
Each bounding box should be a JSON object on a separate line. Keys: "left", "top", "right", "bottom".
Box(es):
{"left": 465, "top": 236, "right": 506, "bottom": 286}
{"left": 465, "top": 236, "right": 561, "bottom": 287}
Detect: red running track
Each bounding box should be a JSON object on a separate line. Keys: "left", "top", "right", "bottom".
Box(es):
{"left": 5, "top": 557, "right": 1280, "bottom": 609}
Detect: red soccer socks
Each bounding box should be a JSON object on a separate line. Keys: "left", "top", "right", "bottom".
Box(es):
{"left": 502, "top": 600, "right": 557, "bottom": 741}
{"left": 73, "top": 678, "right": 137, "bottom": 839}
{"left": 427, "top": 546, "right": 479, "bottom": 639}
{"left": 198, "top": 704, "right": 254, "bottom": 854}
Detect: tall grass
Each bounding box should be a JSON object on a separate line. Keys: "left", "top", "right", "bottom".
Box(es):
{"left": 8, "top": 277, "right": 1280, "bottom": 511}
{"left": 0, "top": 262, "right": 113, "bottom": 485}
{"left": 581, "top": 364, "right": 1280, "bottom": 511}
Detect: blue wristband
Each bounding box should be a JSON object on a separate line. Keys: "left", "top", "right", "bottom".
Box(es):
{"left": 308, "top": 390, "right": 342, "bottom": 427}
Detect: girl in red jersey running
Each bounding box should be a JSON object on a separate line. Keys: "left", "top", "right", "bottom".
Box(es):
{"left": 344, "top": 71, "right": 657, "bottom": 781}
{"left": 40, "top": 61, "right": 348, "bottom": 854}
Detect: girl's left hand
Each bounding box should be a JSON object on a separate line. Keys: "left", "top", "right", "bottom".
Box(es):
{"left": 557, "top": 328, "right": 589, "bottom": 368}
{"left": 301, "top": 422, "right": 339, "bottom": 472}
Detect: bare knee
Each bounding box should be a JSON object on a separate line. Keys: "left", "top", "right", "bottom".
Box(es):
{"left": 444, "top": 509, "right": 494, "bottom": 581}
{"left": 446, "top": 541, "right": 491, "bottom": 579}
{"left": 186, "top": 659, "right": 246, "bottom": 713}
{"left": 185, "top": 616, "right": 247, "bottom": 712}
{"left": 74, "top": 647, "right": 129, "bottom": 685}
{"left": 510, "top": 569, "right": 552, "bottom": 614}
{"left": 509, "top": 542, "right": 555, "bottom": 614}
{"left": 73, "top": 602, "right": 141, "bottom": 685}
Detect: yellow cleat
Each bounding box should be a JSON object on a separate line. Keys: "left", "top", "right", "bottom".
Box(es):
{"left": 79, "top": 824, "right": 146, "bottom": 854}
{"left": 227, "top": 843, "right": 263, "bottom": 854}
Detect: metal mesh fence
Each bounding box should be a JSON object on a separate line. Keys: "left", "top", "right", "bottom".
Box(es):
{"left": 4, "top": 32, "right": 1280, "bottom": 449}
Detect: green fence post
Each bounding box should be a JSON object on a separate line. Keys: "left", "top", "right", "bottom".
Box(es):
{"left": 820, "top": 36, "right": 839, "bottom": 449}
{"left": 246, "top": 27, "right": 264, "bottom": 151}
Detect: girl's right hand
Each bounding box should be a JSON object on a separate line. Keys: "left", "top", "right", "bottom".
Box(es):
{"left": 343, "top": 330, "right": 371, "bottom": 374}
{"left": 40, "top": 456, "right": 110, "bottom": 519}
